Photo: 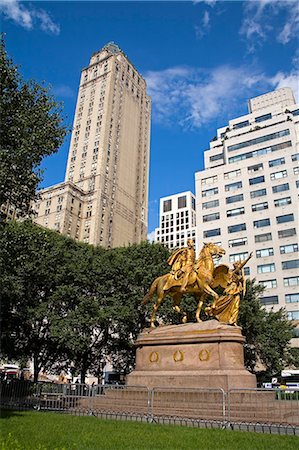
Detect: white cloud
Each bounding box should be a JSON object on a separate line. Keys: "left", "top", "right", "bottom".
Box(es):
{"left": 145, "top": 63, "right": 299, "bottom": 129}
{"left": 147, "top": 230, "right": 156, "bottom": 242}
{"left": 0, "top": 0, "right": 60, "bottom": 35}
{"left": 240, "top": 0, "right": 299, "bottom": 49}
{"left": 193, "top": 0, "right": 217, "bottom": 7}
{"left": 195, "top": 10, "right": 211, "bottom": 39}
{"left": 52, "top": 85, "right": 75, "bottom": 99}
{"left": 270, "top": 71, "right": 299, "bottom": 101}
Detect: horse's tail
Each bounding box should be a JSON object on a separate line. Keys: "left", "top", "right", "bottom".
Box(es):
{"left": 142, "top": 277, "right": 161, "bottom": 305}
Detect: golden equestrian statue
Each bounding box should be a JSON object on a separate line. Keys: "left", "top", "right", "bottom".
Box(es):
{"left": 143, "top": 243, "right": 252, "bottom": 328}
{"left": 143, "top": 241, "right": 226, "bottom": 328}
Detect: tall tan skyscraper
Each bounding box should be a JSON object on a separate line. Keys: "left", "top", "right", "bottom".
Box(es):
{"left": 34, "top": 43, "right": 151, "bottom": 248}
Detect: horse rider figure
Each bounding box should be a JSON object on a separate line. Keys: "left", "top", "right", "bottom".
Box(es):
{"left": 163, "top": 239, "right": 196, "bottom": 292}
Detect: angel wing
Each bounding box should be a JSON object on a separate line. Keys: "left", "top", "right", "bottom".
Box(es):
{"left": 211, "top": 264, "right": 231, "bottom": 289}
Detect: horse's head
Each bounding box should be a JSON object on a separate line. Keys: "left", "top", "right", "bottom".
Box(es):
{"left": 203, "top": 242, "right": 226, "bottom": 258}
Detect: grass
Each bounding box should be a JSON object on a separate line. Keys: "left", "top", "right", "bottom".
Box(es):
{"left": 0, "top": 410, "right": 298, "bottom": 450}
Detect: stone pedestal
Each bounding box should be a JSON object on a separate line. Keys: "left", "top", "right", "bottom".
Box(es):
{"left": 126, "top": 320, "right": 256, "bottom": 391}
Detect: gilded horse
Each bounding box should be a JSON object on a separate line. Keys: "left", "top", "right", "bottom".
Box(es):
{"left": 142, "top": 242, "right": 226, "bottom": 327}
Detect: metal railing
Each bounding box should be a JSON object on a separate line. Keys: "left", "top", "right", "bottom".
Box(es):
{"left": 1, "top": 380, "right": 298, "bottom": 435}
{"left": 228, "top": 388, "right": 299, "bottom": 432}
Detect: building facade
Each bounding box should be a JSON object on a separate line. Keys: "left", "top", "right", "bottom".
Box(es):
{"left": 195, "top": 88, "right": 298, "bottom": 345}
{"left": 34, "top": 42, "right": 151, "bottom": 248}
{"left": 154, "top": 191, "right": 197, "bottom": 249}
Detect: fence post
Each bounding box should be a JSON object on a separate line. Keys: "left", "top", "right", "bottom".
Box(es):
{"left": 220, "top": 389, "right": 226, "bottom": 427}
{"left": 227, "top": 390, "right": 232, "bottom": 429}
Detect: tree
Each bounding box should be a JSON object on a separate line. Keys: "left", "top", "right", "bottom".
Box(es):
{"left": 239, "top": 279, "right": 296, "bottom": 376}
{"left": 49, "top": 245, "right": 113, "bottom": 384}
{"left": 0, "top": 220, "right": 82, "bottom": 381}
{"left": 0, "top": 35, "right": 67, "bottom": 218}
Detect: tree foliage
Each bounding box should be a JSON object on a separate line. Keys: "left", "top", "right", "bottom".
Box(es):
{"left": 0, "top": 35, "right": 67, "bottom": 218}
{"left": 0, "top": 220, "right": 82, "bottom": 381}
{"left": 239, "top": 279, "right": 296, "bottom": 375}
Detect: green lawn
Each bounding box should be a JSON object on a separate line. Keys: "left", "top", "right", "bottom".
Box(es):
{"left": 0, "top": 410, "right": 298, "bottom": 450}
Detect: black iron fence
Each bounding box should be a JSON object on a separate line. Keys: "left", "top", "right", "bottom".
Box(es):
{"left": 1, "top": 380, "right": 298, "bottom": 435}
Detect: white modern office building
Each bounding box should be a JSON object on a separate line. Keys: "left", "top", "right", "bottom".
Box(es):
{"left": 195, "top": 88, "right": 299, "bottom": 345}
{"left": 33, "top": 42, "right": 151, "bottom": 248}
{"left": 154, "top": 191, "right": 197, "bottom": 249}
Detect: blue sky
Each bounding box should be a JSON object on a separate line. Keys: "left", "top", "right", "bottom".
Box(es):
{"left": 1, "top": 1, "right": 298, "bottom": 237}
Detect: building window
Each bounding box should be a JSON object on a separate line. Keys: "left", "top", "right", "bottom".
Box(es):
{"left": 227, "top": 207, "right": 245, "bottom": 217}
{"left": 203, "top": 228, "right": 221, "bottom": 238}
{"left": 260, "top": 279, "right": 277, "bottom": 289}
{"left": 276, "top": 214, "right": 294, "bottom": 224}
{"left": 163, "top": 199, "right": 172, "bottom": 212}
{"left": 248, "top": 163, "right": 263, "bottom": 173}
{"left": 233, "top": 120, "right": 249, "bottom": 129}
{"left": 45, "top": 208, "right": 50, "bottom": 215}
{"left": 294, "top": 167, "right": 299, "bottom": 175}
{"left": 270, "top": 170, "right": 287, "bottom": 180}
{"left": 226, "top": 194, "right": 244, "bottom": 204}
{"left": 192, "top": 197, "right": 196, "bottom": 210}
{"left": 288, "top": 311, "right": 299, "bottom": 320}
{"left": 202, "top": 187, "right": 218, "bottom": 197}
{"left": 249, "top": 176, "right": 265, "bottom": 185}
{"left": 272, "top": 183, "right": 289, "bottom": 193}
{"left": 228, "top": 141, "right": 292, "bottom": 164}
{"left": 255, "top": 113, "right": 272, "bottom": 123}
{"left": 210, "top": 153, "right": 224, "bottom": 162}
{"left": 203, "top": 212, "right": 220, "bottom": 222}
{"left": 228, "top": 223, "right": 246, "bottom": 233}
{"left": 282, "top": 260, "right": 299, "bottom": 270}
{"left": 274, "top": 197, "right": 291, "bottom": 207}
{"left": 244, "top": 267, "right": 250, "bottom": 276}
{"left": 229, "top": 252, "right": 248, "bottom": 263}
{"left": 57, "top": 205, "right": 62, "bottom": 212}
{"left": 280, "top": 243, "right": 298, "bottom": 254}
{"left": 227, "top": 129, "right": 290, "bottom": 152}
{"left": 252, "top": 202, "right": 268, "bottom": 212}
{"left": 224, "top": 169, "right": 241, "bottom": 179}
{"left": 255, "top": 232, "right": 272, "bottom": 243}
{"left": 228, "top": 237, "right": 248, "bottom": 247}
{"left": 258, "top": 263, "right": 275, "bottom": 273}
{"left": 225, "top": 181, "right": 242, "bottom": 192}
{"left": 269, "top": 157, "right": 285, "bottom": 167}
{"left": 201, "top": 175, "right": 218, "bottom": 185}
{"left": 178, "top": 196, "right": 187, "bottom": 209}
{"left": 250, "top": 188, "right": 267, "bottom": 198}
{"left": 278, "top": 228, "right": 297, "bottom": 239}
{"left": 285, "top": 293, "right": 299, "bottom": 304}
{"left": 284, "top": 276, "right": 299, "bottom": 287}
{"left": 260, "top": 296, "right": 278, "bottom": 305}
{"left": 291, "top": 153, "right": 299, "bottom": 162}
{"left": 202, "top": 199, "right": 219, "bottom": 209}
{"left": 256, "top": 248, "right": 274, "bottom": 258}
{"left": 253, "top": 218, "right": 270, "bottom": 228}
